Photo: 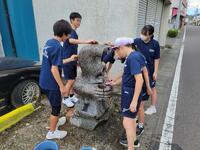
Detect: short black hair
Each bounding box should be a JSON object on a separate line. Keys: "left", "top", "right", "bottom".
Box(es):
{"left": 141, "top": 25, "right": 154, "bottom": 36}
{"left": 53, "top": 19, "right": 72, "bottom": 37}
{"left": 70, "top": 12, "right": 82, "bottom": 20}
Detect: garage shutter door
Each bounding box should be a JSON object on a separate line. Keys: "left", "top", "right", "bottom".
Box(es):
{"left": 136, "top": 0, "right": 147, "bottom": 37}
{"left": 154, "top": 0, "right": 163, "bottom": 40}
{"left": 145, "top": 0, "right": 157, "bottom": 26}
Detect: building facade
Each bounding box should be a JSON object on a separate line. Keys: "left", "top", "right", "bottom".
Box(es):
{"left": 0, "top": 0, "right": 172, "bottom": 60}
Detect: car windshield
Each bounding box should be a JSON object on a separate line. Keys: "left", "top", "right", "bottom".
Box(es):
{"left": 0, "top": 57, "right": 37, "bottom": 71}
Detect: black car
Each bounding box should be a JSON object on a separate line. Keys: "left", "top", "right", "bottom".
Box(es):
{"left": 0, "top": 57, "right": 41, "bottom": 116}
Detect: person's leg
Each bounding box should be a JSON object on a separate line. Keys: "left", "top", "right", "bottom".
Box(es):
{"left": 123, "top": 117, "right": 136, "bottom": 150}
{"left": 68, "top": 65, "right": 77, "bottom": 98}
{"left": 151, "top": 87, "right": 157, "bottom": 106}
{"left": 46, "top": 91, "right": 67, "bottom": 139}
{"left": 49, "top": 106, "right": 61, "bottom": 131}
{"left": 70, "top": 88, "right": 74, "bottom": 96}
{"left": 138, "top": 101, "right": 145, "bottom": 124}
{"left": 63, "top": 79, "right": 76, "bottom": 107}
{"left": 65, "top": 79, "right": 75, "bottom": 97}
{"left": 145, "top": 82, "right": 157, "bottom": 115}
{"left": 137, "top": 101, "right": 145, "bottom": 136}
{"left": 63, "top": 65, "right": 78, "bottom": 106}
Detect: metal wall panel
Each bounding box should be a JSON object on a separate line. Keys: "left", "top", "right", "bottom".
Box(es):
{"left": 136, "top": 0, "right": 148, "bottom": 37}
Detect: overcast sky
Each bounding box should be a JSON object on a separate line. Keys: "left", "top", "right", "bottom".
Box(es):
{"left": 187, "top": 0, "right": 200, "bottom": 15}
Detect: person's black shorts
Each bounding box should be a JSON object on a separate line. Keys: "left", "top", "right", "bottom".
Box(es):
{"left": 142, "top": 86, "right": 150, "bottom": 101}
{"left": 43, "top": 89, "right": 62, "bottom": 107}
{"left": 63, "top": 65, "right": 77, "bottom": 80}
{"left": 121, "top": 86, "right": 142, "bottom": 119}
{"left": 151, "top": 80, "right": 156, "bottom": 88}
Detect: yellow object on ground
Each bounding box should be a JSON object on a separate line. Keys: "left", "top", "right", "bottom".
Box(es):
{"left": 0, "top": 103, "right": 34, "bottom": 132}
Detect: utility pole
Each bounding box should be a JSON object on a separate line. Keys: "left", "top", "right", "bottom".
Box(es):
{"left": 175, "top": 0, "right": 182, "bottom": 29}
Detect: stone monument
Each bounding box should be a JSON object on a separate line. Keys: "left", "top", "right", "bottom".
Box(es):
{"left": 70, "top": 45, "right": 113, "bottom": 130}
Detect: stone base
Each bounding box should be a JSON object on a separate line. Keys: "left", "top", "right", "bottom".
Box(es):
{"left": 70, "top": 105, "right": 112, "bottom": 130}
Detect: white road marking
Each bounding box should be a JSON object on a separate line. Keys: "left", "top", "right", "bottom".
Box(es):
{"left": 159, "top": 27, "right": 187, "bottom": 150}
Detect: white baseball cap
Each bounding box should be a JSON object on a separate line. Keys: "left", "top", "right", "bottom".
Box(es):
{"left": 112, "top": 37, "right": 134, "bottom": 50}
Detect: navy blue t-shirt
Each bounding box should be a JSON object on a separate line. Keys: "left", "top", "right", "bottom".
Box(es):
{"left": 134, "top": 38, "right": 160, "bottom": 76}
{"left": 63, "top": 29, "right": 78, "bottom": 66}
{"left": 39, "top": 39, "right": 63, "bottom": 91}
{"left": 122, "top": 51, "right": 146, "bottom": 88}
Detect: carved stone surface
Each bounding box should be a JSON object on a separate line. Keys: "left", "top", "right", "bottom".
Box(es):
{"left": 70, "top": 45, "right": 113, "bottom": 130}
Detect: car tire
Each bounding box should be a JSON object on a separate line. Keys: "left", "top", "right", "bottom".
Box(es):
{"left": 11, "top": 80, "right": 41, "bottom": 108}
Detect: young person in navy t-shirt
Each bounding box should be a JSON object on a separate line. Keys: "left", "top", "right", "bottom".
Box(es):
{"left": 62, "top": 12, "right": 98, "bottom": 107}
{"left": 108, "top": 37, "right": 146, "bottom": 150}
{"left": 39, "top": 19, "right": 78, "bottom": 140}
{"left": 134, "top": 25, "right": 160, "bottom": 136}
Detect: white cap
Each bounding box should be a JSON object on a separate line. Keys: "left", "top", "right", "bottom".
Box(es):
{"left": 112, "top": 37, "right": 133, "bottom": 50}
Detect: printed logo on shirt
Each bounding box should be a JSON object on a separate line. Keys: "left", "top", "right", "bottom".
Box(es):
{"left": 44, "top": 46, "right": 51, "bottom": 50}
{"left": 149, "top": 49, "right": 155, "bottom": 53}
{"left": 124, "top": 91, "right": 129, "bottom": 94}
{"left": 43, "top": 46, "right": 52, "bottom": 58}
{"left": 43, "top": 49, "right": 48, "bottom": 59}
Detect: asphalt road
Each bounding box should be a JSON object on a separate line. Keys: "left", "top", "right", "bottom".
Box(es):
{"left": 172, "top": 26, "right": 200, "bottom": 150}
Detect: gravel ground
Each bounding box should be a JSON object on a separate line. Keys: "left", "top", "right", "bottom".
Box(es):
{"left": 0, "top": 38, "right": 176, "bottom": 150}
{"left": 0, "top": 93, "right": 128, "bottom": 150}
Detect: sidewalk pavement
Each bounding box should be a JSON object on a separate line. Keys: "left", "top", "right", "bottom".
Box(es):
{"left": 139, "top": 33, "right": 184, "bottom": 150}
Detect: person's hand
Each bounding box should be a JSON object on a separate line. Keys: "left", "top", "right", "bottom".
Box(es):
{"left": 104, "top": 41, "right": 113, "bottom": 47}
{"left": 105, "top": 80, "right": 116, "bottom": 86}
{"left": 70, "top": 54, "right": 79, "bottom": 61}
{"left": 129, "top": 101, "right": 137, "bottom": 112}
{"left": 153, "top": 72, "right": 158, "bottom": 81}
{"left": 147, "top": 86, "right": 152, "bottom": 96}
{"left": 88, "top": 40, "right": 98, "bottom": 44}
{"left": 60, "top": 86, "right": 67, "bottom": 96}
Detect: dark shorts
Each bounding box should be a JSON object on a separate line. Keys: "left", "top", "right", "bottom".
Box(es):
{"left": 142, "top": 86, "right": 150, "bottom": 101}
{"left": 121, "top": 86, "right": 142, "bottom": 119}
{"left": 63, "top": 65, "right": 77, "bottom": 80}
{"left": 43, "top": 89, "right": 62, "bottom": 107}
{"left": 151, "top": 80, "right": 156, "bottom": 88}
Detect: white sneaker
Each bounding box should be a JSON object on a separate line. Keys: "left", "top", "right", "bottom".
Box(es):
{"left": 70, "top": 95, "right": 79, "bottom": 103}
{"left": 46, "top": 130, "right": 67, "bottom": 139}
{"left": 145, "top": 106, "right": 157, "bottom": 115}
{"left": 57, "top": 116, "right": 66, "bottom": 127}
{"left": 63, "top": 97, "right": 74, "bottom": 108}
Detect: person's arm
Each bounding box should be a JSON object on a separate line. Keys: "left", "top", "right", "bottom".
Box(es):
{"left": 50, "top": 46, "right": 66, "bottom": 95}
{"left": 106, "top": 63, "right": 113, "bottom": 73}
{"left": 153, "top": 59, "right": 160, "bottom": 80}
{"left": 63, "top": 54, "right": 78, "bottom": 64}
{"left": 153, "top": 42, "right": 160, "bottom": 80}
{"left": 143, "top": 66, "right": 152, "bottom": 95}
{"left": 130, "top": 74, "right": 144, "bottom": 112}
{"left": 51, "top": 66, "right": 66, "bottom": 95}
{"left": 69, "top": 38, "right": 98, "bottom": 45}
{"left": 112, "top": 76, "right": 122, "bottom": 85}
{"left": 106, "top": 75, "right": 122, "bottom": 86}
